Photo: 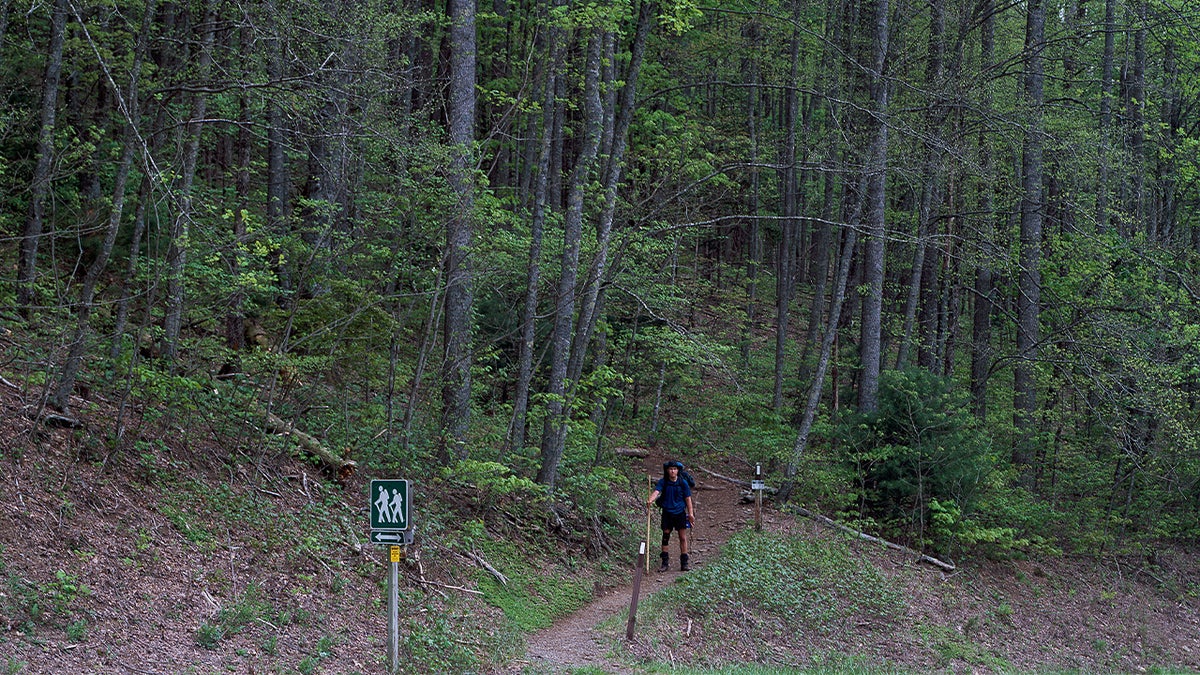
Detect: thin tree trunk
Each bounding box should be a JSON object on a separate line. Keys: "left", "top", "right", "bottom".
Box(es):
{"left": 440, "top": 0, "right": 477, "bottom": 461}
{"left": 537, "top": 31, "right": 603, "bottom": 489}
{"left": 163, "top": 0, "right": 217, "bottom": 363}
{"left": 505, "top": 13, "right": 561, "bottom": 457}
{"left": 1130, "top": 1, "right": 1148, "bottom": 240}
{"left": 970, "top": 0, "right": 997, "bottom": 419}
{"left": 567, "top": 0, "right": 652, "bottom": 390}
{"left": 1095, "top": 0, "right": 1116, "bottom": 233}
{"left": 782, "top": 217, "right": 860, "bottom": 501}
{"left": 741, "top": 34, "right": 762, "bottom": 367}
{"left": 52, "top": 0, "right": 156, "bottom": 412}
{"left": 226, "top": 24, "right": 253, "bottom": 359}
{"left": 16, "top": 0, "right": 69, "bottom": 316}
{"left": 1014, "top": 0, "right": 1046, "bottom": 471}
{"left": 402, "top": 264, "right": 445, "bottom": 452}
{"left": 266, "top": 0, "right": 289, "bottom": 294}
{"left": 0, "top": 0, "right": 11, "bottom": 49}
{"left": 896, "top": 0, "right": 945, "bottom": 371}
{"left": 858, "top": 0, "right": 890, "bottom": 414}
{"left": 773, "top": 20, "right": 802, "bottom": 415}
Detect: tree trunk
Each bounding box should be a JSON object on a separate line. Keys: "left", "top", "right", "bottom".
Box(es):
{"left": 1014, "top": 0, "right": 1046, "bottom": 471}
{"left": 858, "top": 0, "right": 890, "bottom": 414}
{"left": 567, "top": 0, "right": 653, "bottom": 390}
{"left": 782, "top": 214, "right": 860, "bottom": 501}
{"left": 1130, "top": 1, "right": 1148, "bottom": 240}
{"left": 506, "top": 11, "right": 561, "bottom": 457}
{"left": 1095, "top": 0, "right": 1116, "bottom": 233}
{"left": 51, "top": 0, "right": 156, "bottom": 412}
{"left": 970, "top": 0, "right": 997, "bottom": 419}
{"left": 537, "top": 31, "right": 603, "bottom": 489}
{"left": 440, "top": 0, "right": 477, "bottom": 462}
{"left": 266, "top": 0, "right": 290, "bottom": 294}
{"left": 16, "top": 0, "right": 69, "bottom": 316}
{"left": 741, "top": 29, "right": 762, "bottom": 367}
{"left": 163, "top": 0, "right": 217, "bottom": 363}
{"left": 773, "top": 20, "right": 802, "bottom": 415}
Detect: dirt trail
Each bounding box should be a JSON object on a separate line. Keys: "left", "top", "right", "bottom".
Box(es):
{"left": 513, "top": 455, "right": 782, "bottom": 674}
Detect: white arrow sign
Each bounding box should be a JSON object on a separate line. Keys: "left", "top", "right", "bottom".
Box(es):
{"left": 371, "top": 530, "right": 413, "bottom": 545}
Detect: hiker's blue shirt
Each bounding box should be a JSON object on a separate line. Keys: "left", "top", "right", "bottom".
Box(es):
{"left": 654, "top": 477, "right": 692, "bottom": 515}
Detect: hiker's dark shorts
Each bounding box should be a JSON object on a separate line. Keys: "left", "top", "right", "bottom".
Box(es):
{"left": 661, "top": 511, "right": 689, "bottom": 531}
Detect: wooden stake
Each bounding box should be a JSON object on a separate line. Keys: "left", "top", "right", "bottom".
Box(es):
{"left": 645, "top": 475, "right": 653, "bottom": 574}
{"left": 626, "top": 542, "right": 645, "bottom": 640}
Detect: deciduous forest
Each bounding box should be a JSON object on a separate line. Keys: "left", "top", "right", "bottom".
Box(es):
{"left": 4, "top": 0, "right": 1200, "bottom": 580}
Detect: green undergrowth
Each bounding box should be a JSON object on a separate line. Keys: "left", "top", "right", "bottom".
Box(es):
{"left": 668, "top": 530, "right": 902, "bottom": 630}
{"left": 640, "top": 662, "right": 911, "bottom": 674}
{"left": 477, "top": 553, "right": 594, "bottom": 631}
{"left": 628, "top": 530, "right": 904, "bottom": 670}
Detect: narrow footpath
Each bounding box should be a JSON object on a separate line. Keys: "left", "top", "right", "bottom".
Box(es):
{"left": 513, "top": 454, "right": 788, "bottom": 673}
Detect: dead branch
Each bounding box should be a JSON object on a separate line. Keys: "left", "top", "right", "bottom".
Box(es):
{"left": 790, "top": 506, "right": 956, "bottom": 572}
{"left": 262, "top": 410, "right": 357, "bottom": 476}
{"left": 464, "top": 548, "right": 508, "bottom": 586}
{"left": 694, "top": 464, "right": 749, "bottom": 488}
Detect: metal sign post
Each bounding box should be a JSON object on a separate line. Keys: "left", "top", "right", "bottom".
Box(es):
{"left": 388, "top": 545, "right": 401, "bottom": 674}
{"left": 370, "top": 479, "right": 412, "bottom": 675}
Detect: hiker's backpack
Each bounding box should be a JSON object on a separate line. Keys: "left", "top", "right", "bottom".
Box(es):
{"left": 655, "top": 463, "right": 695, "bottom": 506}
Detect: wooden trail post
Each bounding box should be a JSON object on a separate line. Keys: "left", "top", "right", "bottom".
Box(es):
{"left": 753, "top": 464, "right": 764, "bottom": 532}
{"left": 645, "top": 475, "right": 653, "bottom": 574}
{"left": 626, "top": 541, "right": 645, "bottom": 640}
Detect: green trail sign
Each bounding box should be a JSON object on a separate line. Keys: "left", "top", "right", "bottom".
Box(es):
{"left": 370, "top": 479, "right": 410, "bottom": 532}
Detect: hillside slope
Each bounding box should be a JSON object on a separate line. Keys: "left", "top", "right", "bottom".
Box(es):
{"left": 2, "top": 380, "right": 1200, "bottom": 674}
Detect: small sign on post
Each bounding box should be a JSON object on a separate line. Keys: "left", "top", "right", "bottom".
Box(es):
{"left": 369, "top": 479, "right": 412, "bottom": 675}
{"left": 371, "top": 479, "right": 410, "bottom": 531}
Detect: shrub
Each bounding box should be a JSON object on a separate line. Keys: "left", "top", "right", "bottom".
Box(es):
{"left": 839, "top": 368, "right": 998, "bottom": 552}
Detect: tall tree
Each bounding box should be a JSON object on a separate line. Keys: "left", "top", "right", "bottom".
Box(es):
{"left": 506, "top": 9, "right": 562, "bottom": 457}
{"left": 1014, "top": 0, "right": 1047, "bottom": 472}
{"left": 52, "top": 0, "right": 157, "bottom": 412}
{"left": 163, "top": 0, "right": 218, "bottom": 363}
{"left": 970, "top": 0, "right": 997, "bottom": 419}
{"left": 441, "top": 0, "right": 478, "bottom": 461}
{"left": 538, "top": 29, "right": 604, "bottom": 489}
{"left": 567, "top": 0, "right": 653, "bottom": 389}
{"left": 15, "top": 0, "right": 68, "bottom": 316}
{"left": 857, "top": 0, "right": 890, "bottom": 414}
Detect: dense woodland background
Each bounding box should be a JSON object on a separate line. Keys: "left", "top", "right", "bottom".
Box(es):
{"left": 3, "top": 0, "right": 1200, "bottom": 560}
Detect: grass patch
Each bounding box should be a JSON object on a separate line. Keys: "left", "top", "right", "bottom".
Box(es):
{"left": 476, "top": 548, "right": 592, "bottom": 631}
{"left": 666, "top": 530, "right": 901, "bottom": 631}
{"left": 195, "top": 583, "right": 274, "bottom": 649}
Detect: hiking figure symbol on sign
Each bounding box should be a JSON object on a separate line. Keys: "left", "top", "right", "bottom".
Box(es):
{"left": 370, "top": 479, "right": 410, "bottom": 531}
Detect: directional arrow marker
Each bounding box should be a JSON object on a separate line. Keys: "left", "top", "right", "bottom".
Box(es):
{"left": 371, "top": 530, "right": 413, "bottom": 545}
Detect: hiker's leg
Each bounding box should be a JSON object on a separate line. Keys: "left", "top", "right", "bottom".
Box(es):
{"left": 677, "top": 527, "right": 689, "bottom": 555}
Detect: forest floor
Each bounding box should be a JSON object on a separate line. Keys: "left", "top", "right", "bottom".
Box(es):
{"left": 1, "top": 378, "right": 1199, "bottom": 674}
{"left": 513, "top": 451, "right": 1200, "bottom": 675}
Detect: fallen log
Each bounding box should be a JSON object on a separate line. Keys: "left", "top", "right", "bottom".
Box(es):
{"left": 613, "top": 447, "right": 650, "bottom": 458}
{"left": 790, "top": 505, "right": 956, "bottom": 572}
{"left": 263, "top": 410, "right": 357, "bottom": 477}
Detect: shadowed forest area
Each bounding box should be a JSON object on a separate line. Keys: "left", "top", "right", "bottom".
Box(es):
{"left": 2, "top": 0, "right": 1200, "bottom": 672}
